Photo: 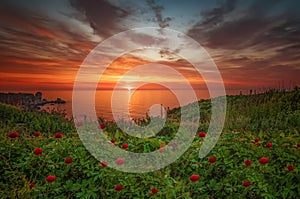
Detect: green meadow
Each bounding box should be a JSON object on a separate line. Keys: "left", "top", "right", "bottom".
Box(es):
{"left": 0, "top": 89, "right": 299, "bottom": 198}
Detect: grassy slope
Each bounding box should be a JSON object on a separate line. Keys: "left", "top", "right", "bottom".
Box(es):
{"left": 0, "top": 90, "right": 299, "bottom": 198}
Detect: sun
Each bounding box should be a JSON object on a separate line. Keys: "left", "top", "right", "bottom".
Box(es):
{"left": 125, "top": 86, "right": 133, "bottom": 91}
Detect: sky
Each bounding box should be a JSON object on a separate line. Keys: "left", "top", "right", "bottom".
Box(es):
{"left": 0, "top": 0, "right": 299, "bottom": 91}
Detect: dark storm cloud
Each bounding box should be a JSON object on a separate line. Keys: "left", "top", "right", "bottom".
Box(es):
{"left": 70, "top": 0, "right": 129, "bottom": 38}
{"left": 147, "top": 0, "right": 172, "bottom": 28}
{"left": 186, "top": 0, "right": 300, "bottom": 87}
{"left": 188, "top": 0, "right": 300, "bottom": 51}
{"left": 200, "top": 0, "right": 236, "bottom": 26}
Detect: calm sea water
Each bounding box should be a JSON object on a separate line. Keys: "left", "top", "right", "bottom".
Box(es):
{"left": 40, "top": 89, "right": 246, "bottom": 121}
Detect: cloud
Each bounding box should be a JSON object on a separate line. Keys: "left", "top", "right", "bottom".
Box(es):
{"left": 200, "top": 0, "right": 236, "bottom": 26}
{"left": 186, "top": 0, "right": 300, "bottom": 88}
{"left": 147, "top": 0, "right": 172, "bottom": 28}
{"left": 70, "top": 0, "right": 130, "bottom": 38}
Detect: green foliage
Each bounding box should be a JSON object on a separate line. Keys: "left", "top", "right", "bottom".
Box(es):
{"left": 0, "top": 90, "right": 299, "bottom": 198}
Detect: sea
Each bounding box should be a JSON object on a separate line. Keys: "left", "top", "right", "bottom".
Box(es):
{"left": 37, "top": 89, "right": 250, "bottom": 121}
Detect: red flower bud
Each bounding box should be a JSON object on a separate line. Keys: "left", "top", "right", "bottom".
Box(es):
{"left": 8, "top": 132, "right": 18, "bottom": 138}
{"left": 65, "top": 157, "right": 73, "bottom": 164}
{"left": 259, "top": 157, "right": 269, "bottom": 164}
{"left": 243, "top": 180, "right": 251, "bottom": 187}
{"left": 208, "top": 156, "right": 217, "bottom": 163}
{"left": 266, "top": 142, "right": 272, "bottom": 148}
{"left": 190, "top": 174, "right": 200, "bottom": 182}
{"left": 122, "top": 143, "right": 128, "bottom": 150}
{"left": 151, "top": 188, "right": 158, "bottom": 194}
{"left": 33, "top": 132, "right": 41, "bottom": 137}
{"left": 115, "top": 158, "right": 125, "bottom": 165}
{"left": 158, "top": 147, "right": 164, "bottom": 153}
{"left": 286, "top": 165, "right": 294, "bottom": 171}
{"left": 244, "top": 160, "right": 252, "bottom": 166}
{"left": 46, "top": 175, "right": 56, "bottom": 183}
{"left": 115, "top": 184, "right": 122, "bottom": 191}
{"left": 33, "top": 148, "right": 42, "bottom": 155}
{"left": 54, "top": 132, "right": 63, "bottom": 138}
{"left": 197, "top": 132, "right": 206, "bottom": 137}
{"left": 100, "top": 161, "right": 108, "bottom": 167}
{"left": 29, "top": 182, "right": 34, "bottom": 189}
{"left": 99, "top": 123, "right": 105, "bottom": 129}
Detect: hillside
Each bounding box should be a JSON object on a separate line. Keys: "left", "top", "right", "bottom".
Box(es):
{"left": 0, "top": 89, "right": 299, "bottom": 198}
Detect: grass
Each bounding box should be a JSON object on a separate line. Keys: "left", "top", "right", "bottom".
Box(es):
{"left": 0, "top": 89, "right": 299, "bottom": 198}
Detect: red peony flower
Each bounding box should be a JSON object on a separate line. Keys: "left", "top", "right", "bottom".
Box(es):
{"left": 54, "top": 132, "right": 63, "bottom": 138}
{"left": 297, "top": 142, "right": 300, "bottom": 148}
{"left": 254, "top": 138, "right": 259, "bottom": 143}
{"left": 158, "top": 147, "right": 164, "bottom": 153}
{"left": 8, "top": 132, "right": 18, "bottom": 138}
{"left": 33, "top": 148, "right": 42, "bottom": 155}
{"left": 243, "top": 180, "right": 251, "bottom": 187}
{"left": 151, "top": 188, "right": 158, "bottom": 194}
{"left": 259, "top": 157, "right": 269, "bottom": 164}
{"left": 115, "top": 184, "right": 122, "bottom": 191}
{"left": 115, "top": 158, "right": 125, "bottom": 165}
{"left": 99, "top": 123, "right": 105, "bottom": 129}
{"left": 46, "top": 175, "right": 56, "bottom": 183}
{"left": 122, "top": 143, "right": 128, "bottom": 150}
{"left": 65, "top": 157, "right": 73, "bottom": 164}
{"left": 190, "top": 174, "right": 200, "bottom": 182}
{"left": 29, "top": 182, "right": 35, "bottom": 189}
{"left": 244, "top": 160, "right": 252, "bottom": 166}
{"left": 198, "top": 131, "right": 206, "bottom": 137}
{"left": 266, "top": 142, "right": 272, "bottom": 148}
{"left": 100, "top": 161, "right": 108, "bottom": 167}
{"left": 33, "top": 132, "right": 41, "bottom": 137}
{"left": 76, "top": 122, "right": 83, "bottom": 127}
{"left": 286, "top": 165, "right": 294, "bottom": 171}
{"left": 208, "top": 156, "right": 217, "bottom": 163}
{"left": 111, "top": 138, "right": 116, "bottom": 143}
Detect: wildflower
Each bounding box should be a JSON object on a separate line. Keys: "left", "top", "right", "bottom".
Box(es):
{"left": 158, "top": 147, "right": 164, "bottom": 153}
{"left": 122, "top": 143, "right": 128, "bottom": 150}
{"left": 29, "top": 183, "right": 34, "bottom": 189}
{"left": 286, "top": 165, "right": 294, "bottom": 171}
{"left": 115, "top": 158, "right": 125, "bottom": 165}
{"left": 254, "top": 138, "right": 259, "bottom": 142}
{"left": 8, "top": 132, "right": 18, "bottom": 138}
{"left": 76, "top": 122, "right": 83, "bottom": 127}
{"left": 208, "top": 156, "right": 217, "bottom": 163}
{"left": 115, "top": 184, "right": 122, "bottom": 191}
{"left": 100, "top": 161, "right": 108, "bottom": 167}
{"left": 54, "top": 132, "right": 63, "bottom": 138}
{"left": 33, "top": 132, "right": 41, "bottom": 137}
{"left": 198, "top": 131, "right": 206, "bottom": 137}
{"left": 151, "top": 188, "right": 158, "bottom": 194}
{"left": 33, "top": 148, "right": 42, "bottom": 155}
{"left": 65, "top": 157, "right": 73, "bottom": 164}
{"left": 266, "top": 142, "right": 272, "bottom": 148}
{"left": 244, "top": 160, "right": 252, "bottom": 166}
{"left": 259, "top": 157, "right": 269, "bottom": 164}
{"left": 243, "top": 181, "right": 251, "bottom": 187}
{"left": 46, "top": 175, "right": 56, "bottom": 183}
{"left": 99, "top": 123, "right": 105, "bottom": 129}
{"left": 190, "top": 174, "right": 200, "bottom": 182}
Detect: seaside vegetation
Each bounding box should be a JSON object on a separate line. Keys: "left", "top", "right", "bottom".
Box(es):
{"left": 0, "top": 89, "right": 299, "bottom": 198}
